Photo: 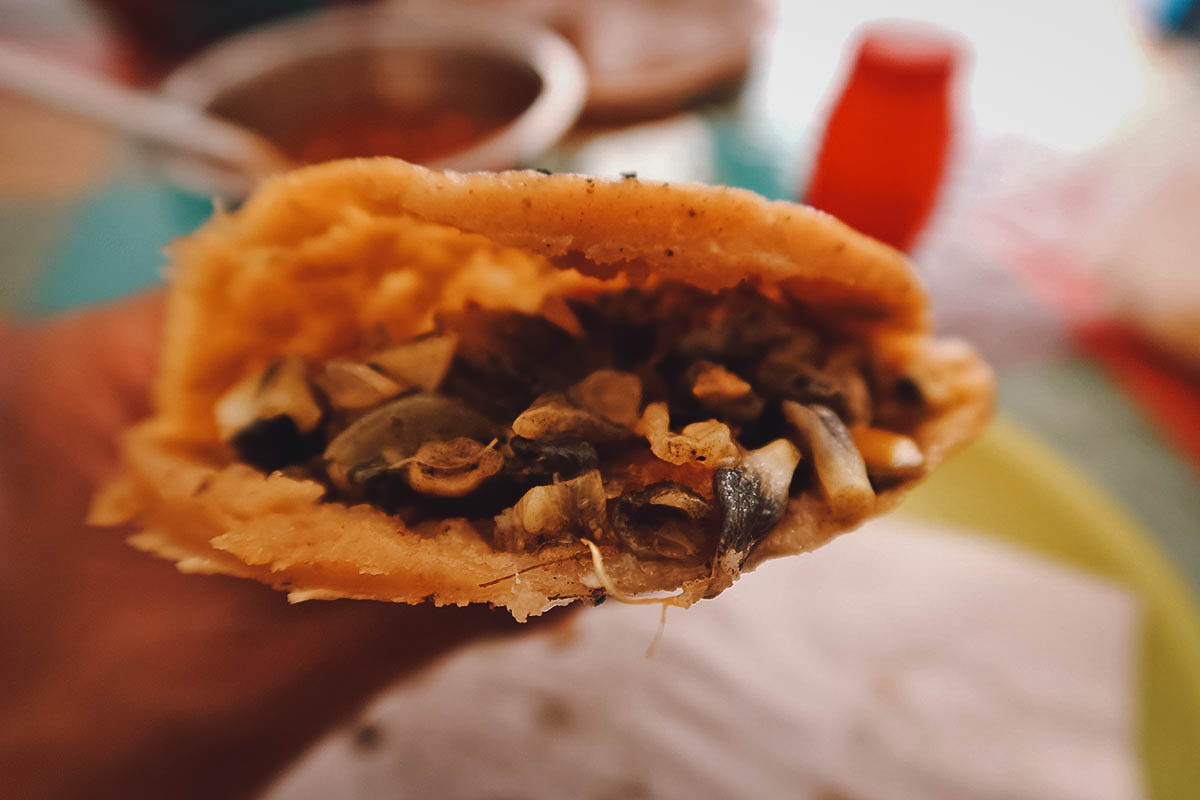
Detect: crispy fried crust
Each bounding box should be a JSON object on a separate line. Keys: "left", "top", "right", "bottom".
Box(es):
{"left": 90, "top": 159, "right": 992, "bottom": 621}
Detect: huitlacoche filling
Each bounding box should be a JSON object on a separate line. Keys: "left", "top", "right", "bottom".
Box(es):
{"left": 214, "top": 283, "right": 932, "bottom": 579}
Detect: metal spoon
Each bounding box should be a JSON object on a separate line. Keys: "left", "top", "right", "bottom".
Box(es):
{"left": 0, "top": 42, "right": 293, "bottom": 192}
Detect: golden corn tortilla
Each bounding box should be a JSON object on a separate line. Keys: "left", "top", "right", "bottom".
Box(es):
{"left": 90, "top": 158, "right": 993, "bottom": 621}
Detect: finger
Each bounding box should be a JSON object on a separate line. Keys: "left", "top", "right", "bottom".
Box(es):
{"left": 7, "top": 292, "right": 167, "bottom": 479}
{"left": 82, "top": 291, "right": 166, "bottom": 410}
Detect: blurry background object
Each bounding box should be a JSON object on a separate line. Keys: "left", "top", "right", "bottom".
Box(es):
{"left": 1087, "top": 95, "right": 1200, "bottom": 372}
{"left": 154, "top": 5, "right": 587, "bottom": 195}
{"left": 1140, "top": 0, "right": 1200, "bottom": 37}
{"left": 88, "top": 0, "right": 335, "bottom": 79}
{"left": 803, "top": 24, "right": 960, "bottom": 252}
{"left": 89, "top": 0, "right": 769, "bottom": 122}
{"left": 433, "top": 0, "right": 772, "bottom": 119}
{"left": 0, "top": 42, "right": 293, "bottom": 199}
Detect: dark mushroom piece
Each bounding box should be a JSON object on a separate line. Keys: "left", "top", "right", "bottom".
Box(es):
{"left": 323, "top": 393, "right": 499, "bottom": 492}
{"left": 611, "top": 482, "right": 711, "bottom": 561}
{"left": 437, "top": 310, "right": 603, "bottom": 422}
{"left": 507, "top": 436, "right": 599, "bottom": 484}
{"left": 756, "top": 352, "right": 852, "bottom": 422}
{"left": 214, "top": 355, "right": 325, "bottom": 472}
{"left": 782, "top": 401, "right": 874, "bottom": 518}
{"left": 710, "top": 439, "right": 801, "bottom": 588}
{"left": 821, "top": 346, "right": 872, "bottom": 425}
{"left": 402, "top": 438, "right": 505, "bottom": 497}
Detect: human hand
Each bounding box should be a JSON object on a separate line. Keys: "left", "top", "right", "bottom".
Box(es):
{"left": 0, "top": 293, "right": 558, "bottom": 800}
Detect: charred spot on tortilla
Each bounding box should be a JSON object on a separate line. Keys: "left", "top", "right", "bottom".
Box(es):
{"left": 90, "top": 159, "right": 993, "bottom": 621}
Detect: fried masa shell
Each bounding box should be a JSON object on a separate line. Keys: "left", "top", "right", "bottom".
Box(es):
{"left": 89, "top": 158, "right": 994, "bottom": 621}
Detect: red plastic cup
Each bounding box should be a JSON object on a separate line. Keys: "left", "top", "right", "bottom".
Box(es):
{"left": 804, "top": 25, "right": 962, "bottom": 252}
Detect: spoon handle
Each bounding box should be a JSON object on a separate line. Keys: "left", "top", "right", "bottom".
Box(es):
{"left": 0, "top": 42, "right": 290, "bottom": 178}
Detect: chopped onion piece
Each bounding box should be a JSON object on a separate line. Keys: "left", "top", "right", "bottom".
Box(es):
{"left": 739, "top": 438, "right": 802, "bottom": 511}
{"left": 685, "top": 361, "right": 764, "bottom": 422}
{"left": 637, "top": 402, "right": 740, "bottom": 466}
{"left": 512, "top": 393, "right": 633, "bottom": 442}
{"left": 214, "top": 355, "right": 322, "bottom": 441}
{"left": 314, "top": 360, "right": 403, "bottom": 411}
{"left": 782, "top": 401, "right": 874, "bottom": 518}
{"left": 566, "top": 370, "right": 643, "bottom": 428}
{"left": 369, "top": 333, "right": 458, "bottom": 392}
{"left": 688, "top": 361, "right": 753, "bottom": 404}
{"left": 401, "top": 438, "right": 504, "bottom": 497}
{"left": 493, "top": 469, "right": 607, "bottom": 551}
{"left": 851, "top": 426, "right": 925, "bottom": 481}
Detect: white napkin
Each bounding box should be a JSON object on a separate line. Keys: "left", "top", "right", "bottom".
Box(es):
{"left": 264, "top": 520, "right": 1142, "bottom": 800}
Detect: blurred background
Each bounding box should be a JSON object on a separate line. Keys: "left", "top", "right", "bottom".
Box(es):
{"left": 3, "top": 0, "right": 1200, "bottom": 798}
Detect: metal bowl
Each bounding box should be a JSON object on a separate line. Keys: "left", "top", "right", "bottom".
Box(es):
{"left": 155, "top": 6, "right": 587, "bottom": 197}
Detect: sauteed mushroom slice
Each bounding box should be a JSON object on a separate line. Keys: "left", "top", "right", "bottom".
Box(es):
{"left": 493, "top": 469, "right": 608, "bottom": 552}
{"left": 822, "top": 346, "right": 872, "bottom": 425}
{"left": 512, "top": 393, "right": 635, "bottom": 444}
{"left": 323, "top": 393, "right": 498, "bottom": 490}
{"left": 566, "top": 370, "right": 643, "bottom": 428}
{"left": 710, "top": 438, "right": 802, "bottom": 586}
{"left": 402, "top": 438, "right": 505, "bottom": 498}
{"left": 611, "top": 482, "right": 711, "bottom": 561}
{"left": 438, "top": 310, "right": 603, "bottom": 421}
{"left": 214, "top": 355, "right": 325, "bottom": 472}
{"left": 782, "top": 401, "right": 874, "bottom": 518}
